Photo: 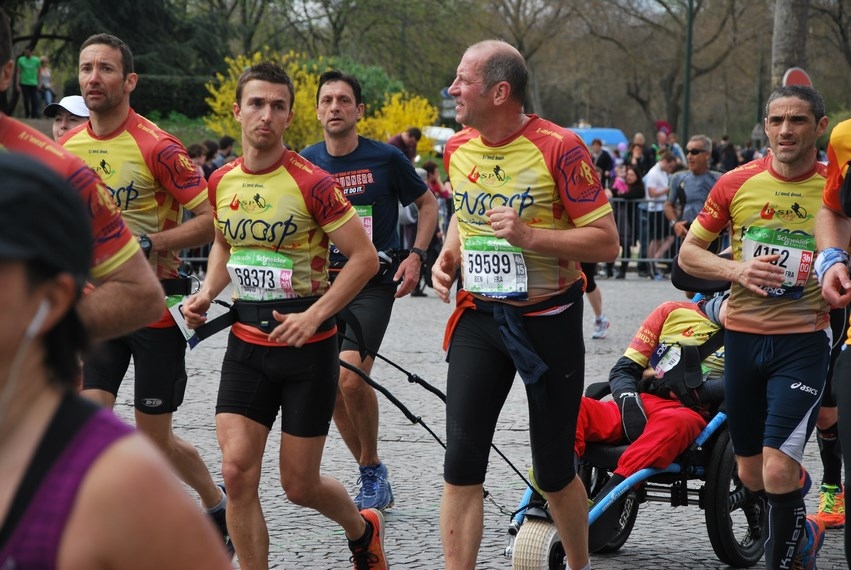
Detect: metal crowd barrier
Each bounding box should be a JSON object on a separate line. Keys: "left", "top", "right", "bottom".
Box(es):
{"left": 177, "top": 198, "right": 716, "bottom": 277}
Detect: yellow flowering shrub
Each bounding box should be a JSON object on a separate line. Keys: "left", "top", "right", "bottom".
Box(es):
{"left": 204, "top": 50, "right": 438, "bottom": 154}
{"left": 360, "top": 92, "right": 439, "bottom": 157}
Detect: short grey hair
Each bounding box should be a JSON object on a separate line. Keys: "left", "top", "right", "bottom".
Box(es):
{"left": 689, "top": 134, "right": 713, "bottom": 155}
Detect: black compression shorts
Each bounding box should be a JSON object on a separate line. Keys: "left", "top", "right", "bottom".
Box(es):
{"left": 82, "top": 325, "right": 188, "bottom": 415}
{"left": 217, "top": 332, "right": 338, "bottom": 435}
{"left": 443, "top": 299, "right": 585, "bottom": 492}
{"left": 723, "top": 329, "right": 830, "bottom": 462}
{"left": 824, "top": 305, "right": 850, "bottom": 407}
{"left": 580, "top": 262, "right": 598, "bottom": 293}
{"left": 338, "top": 283, "right": 396, "bottom": 358}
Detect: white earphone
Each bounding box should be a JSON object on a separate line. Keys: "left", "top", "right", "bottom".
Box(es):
{"left": 24, "top": 299, "right": 51, "bottom": 340}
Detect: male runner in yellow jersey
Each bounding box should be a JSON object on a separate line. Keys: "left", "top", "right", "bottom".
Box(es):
{"left": 679, "top": 85, "right": 831, "bottom": 569}
{"left": 183, "top": 61, "right": 388, "bottom": 570}
{"left": 432, "top": 40, "right": 619, "bottom": 570}
{"left": 0, "top": 9, "right": 163, "bottom": 342}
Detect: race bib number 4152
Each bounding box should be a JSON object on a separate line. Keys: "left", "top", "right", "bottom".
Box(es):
{"left": 741, "top": 226, "right": 814, "bottom": 299}
{"left": 463, "top": 236, "right": 528, "bottom": 300}
{"left": 227, "top": 249, "right": 296, "bottom": 301}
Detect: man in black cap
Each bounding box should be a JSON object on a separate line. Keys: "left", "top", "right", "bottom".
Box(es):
{"left": 0, "top": 8, "right": 163, "bottom": 341}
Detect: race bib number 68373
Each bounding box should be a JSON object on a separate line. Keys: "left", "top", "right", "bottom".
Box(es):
{"left": 227, "top": 249, "right": 296, "bottom": 301}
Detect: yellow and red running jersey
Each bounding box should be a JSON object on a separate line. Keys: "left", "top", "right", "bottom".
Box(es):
{"left": 444, "top": 115, "right": 612, "bottom": 300}
{"left": 208, "top": 150, "right": 355, "bottom": 346}
{"left": 62, "top": 109, "right": 207, "bottom": 281}
{"left": 691, "top": 155, "right": 829, "bottom": 334}
{"left": 624, "top": 301, "right": 724, "bottom": 380}
{"left": 822, "top": 118, "right": 851, "bottom": 345}
{"left": 823, "top": 118, "right": 851, "bottom": 215}
{"left": 0, "top": 115, "right": 137, "bottom": 280}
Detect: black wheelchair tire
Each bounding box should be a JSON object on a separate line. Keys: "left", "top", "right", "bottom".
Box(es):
{"left": 704, "top": 429, "right": 765, "bottom": 567}
{"left": 594, "top": 490, "right": 640, "bottom": 554}
{"left": 579, "top": 463, "right": 639, "bottom": 554}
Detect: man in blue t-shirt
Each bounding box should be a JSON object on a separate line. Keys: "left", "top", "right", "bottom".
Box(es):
{"left": 301, "top": 70, "right": 437, "bottom": 512}
{"left": 664, "top": 134, "right": 722, "bottom": 252}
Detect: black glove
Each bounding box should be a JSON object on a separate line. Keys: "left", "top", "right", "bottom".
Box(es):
{"left": 614, "top": 390, "right": 647, "bottom": 442}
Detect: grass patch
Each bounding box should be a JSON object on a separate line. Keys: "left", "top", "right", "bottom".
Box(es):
{"left": 147, "top": 111, "right": 220, "bottom": 148}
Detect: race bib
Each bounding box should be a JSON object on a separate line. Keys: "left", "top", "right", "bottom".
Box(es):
{"left": 330, "top": 205, "right": 372, "bottom": 258}
{"left": 741, "top": 226, "right": 814, "bottom": 299}
{"left": 650, "top": 343, "right": 681, "bottom": 378}
{"left": 354, "top": 205, "right": 374, "bottom": 240}
{"left": 227, "top": 249, "right": 296, "bottom": 301}
{"left": 462, "top": 236, "right": 528, "bottom": 300}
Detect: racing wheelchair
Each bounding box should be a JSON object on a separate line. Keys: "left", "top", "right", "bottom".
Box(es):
{"left": 505, "top": 256, "right": 765, "bottom": 569}
{"left": 504, "top": 384, "right": 764, "bottom": 569}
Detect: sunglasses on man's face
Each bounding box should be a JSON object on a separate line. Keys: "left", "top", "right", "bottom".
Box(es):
{"left": 686, "top": 148, "right": 706, "bottom": 155}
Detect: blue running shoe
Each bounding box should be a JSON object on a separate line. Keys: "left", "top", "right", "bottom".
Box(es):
{"left": 792, "top": 514, "right": 825, "bottom": 570}
{"left": 355, "top": 463, "right": 395, "bottom": 511}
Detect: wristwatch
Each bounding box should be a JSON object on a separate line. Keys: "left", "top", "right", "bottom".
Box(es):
{"left": 410, "top": 247, "right": 427, "bottom": 263}
{"left": 139, "top": 234, "right": 153, "bottom": 258}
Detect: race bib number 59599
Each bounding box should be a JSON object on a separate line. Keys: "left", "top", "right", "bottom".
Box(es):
{"left": 463, "top": 236, "right": 528, "bottom": 300}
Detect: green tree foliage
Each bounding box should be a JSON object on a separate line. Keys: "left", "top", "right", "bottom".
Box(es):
{"left": 8, "top": 0, "right": 851, "bottom": 140}
{"left": 204, "top": 49, "right": 437, "bottom": 152}
{"left": 41, "top": 0, "right": 193, "bottom": 74}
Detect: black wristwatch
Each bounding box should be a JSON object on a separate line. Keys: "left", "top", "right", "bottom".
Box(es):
{"left": 139, "top": 234, "right": 153, "bottom": 258}
{"left": 410, "top": 247, "right": 427, "bottom": 263}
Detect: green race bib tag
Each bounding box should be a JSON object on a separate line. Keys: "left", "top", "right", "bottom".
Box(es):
{"left": 353, "top": 205, "right": 373, "bottom": 241}
{"left": 651, "top": 343, "right": 681, "bottom": 377}
{"left": 330, "top": 205, "right": 373, "bottom": 257}
{"left": 741, "top": 226, "right": 814, "bottom": 299}
{"left": 227, "top": 249, "right": 296, "bottom": 301}
{"left": 462, "top": 236, "right": 528, "bottom": 300}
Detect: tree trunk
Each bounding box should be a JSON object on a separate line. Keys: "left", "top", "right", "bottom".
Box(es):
{"left": 771, "top": 0, "right": 809, "bottom": 86}
{"left": 527, "top": 63, "right": 543, "bottom": 116}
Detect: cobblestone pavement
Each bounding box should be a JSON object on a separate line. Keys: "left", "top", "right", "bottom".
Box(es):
{"left": 112, "top": 274, "right": 847, "bottom": 569}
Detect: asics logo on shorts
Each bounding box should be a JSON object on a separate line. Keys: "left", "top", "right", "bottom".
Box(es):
{"left": 142, "top": 398, "right": 164, "bottom": 407}
{"left": 790, "top": 382, "right": 819, "bottom": 396}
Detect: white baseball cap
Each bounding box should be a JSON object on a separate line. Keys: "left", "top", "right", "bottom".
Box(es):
{"left": 43, "top": 95, "right": 90, "bottom": 119}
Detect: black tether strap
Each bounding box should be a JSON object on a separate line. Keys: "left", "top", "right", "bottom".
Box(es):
{"left": 339, "top": 333, "right": 531, "bottom": 491}
{"left": 160, "top": 277, "right": 193, "bottom": 296}
{"left": 193, "top": 300, "right": 368, "bottom": 359}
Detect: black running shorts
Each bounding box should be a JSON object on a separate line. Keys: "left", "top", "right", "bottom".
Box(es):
{"left": 82, "top": 325, "right": 188, "bottom": 415}
{"left": 217, "top": 332, "right": 338, "bottom": 436}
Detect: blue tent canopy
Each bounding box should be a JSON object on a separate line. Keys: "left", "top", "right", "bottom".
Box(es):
{"left": 568, "top": 127, "right": 629, "bottom": 150}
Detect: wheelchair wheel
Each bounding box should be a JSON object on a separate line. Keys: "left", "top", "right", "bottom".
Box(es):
{"left": 579, "top": 463, "right": 639, "bottom": 553}
{"left": 704, "top": 429, "right": 765, "bottom": 567}
{"left": 594, "top": 490, "right": 639, "bottom": 553}
{"left": 511, "top": 518, "right": 565, "bottom": 570}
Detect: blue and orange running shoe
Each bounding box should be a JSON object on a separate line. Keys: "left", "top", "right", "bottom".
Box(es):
{"left": 791, "top": 514, "right": 825, "bottom": 570}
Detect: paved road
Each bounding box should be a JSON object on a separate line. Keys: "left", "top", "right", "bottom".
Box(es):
{"left": 113, "top": 274, "right": 847, "bottom": 569}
